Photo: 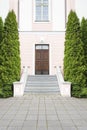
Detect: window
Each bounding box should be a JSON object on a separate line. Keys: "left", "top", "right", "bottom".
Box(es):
{"left": 36, "top": 44, "right": 49, "bottom": 50}
{"left": 36, "top": 0, "right": 49, "bottom": 22}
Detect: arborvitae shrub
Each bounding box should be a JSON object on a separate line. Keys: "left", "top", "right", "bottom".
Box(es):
{"left": 0, "top": 17, "right": 4, "bottom": 97}
{"left": 0, "top": 10, "right": 21, "bottom": 97}
{"left": 80, "top": 17, "right": 87, "bottom": 97}
{"left": 64, "top": 10, "right": 86, "bottom": 97}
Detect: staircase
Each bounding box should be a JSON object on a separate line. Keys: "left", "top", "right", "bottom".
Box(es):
{"left": 24, "top": 75, "right": 60, "bottom": 93}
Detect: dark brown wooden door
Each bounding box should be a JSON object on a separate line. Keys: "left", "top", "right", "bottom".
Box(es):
{"left": 35, "top": 49, "right": 49, "bottom": 75}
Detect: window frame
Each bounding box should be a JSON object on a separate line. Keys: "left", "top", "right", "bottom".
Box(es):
{"left": 34, "top": 0, "right": 50, "bottom": 22}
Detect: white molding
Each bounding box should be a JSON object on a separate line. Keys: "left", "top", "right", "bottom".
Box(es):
{"left": 19, "top": 31, "right": 65, "bottom": 34}
{"left": 49, "top": 43, "right": 51, "bottom": 75}
{"left": 33, "top": 44, "right": 35, "bottom": 75}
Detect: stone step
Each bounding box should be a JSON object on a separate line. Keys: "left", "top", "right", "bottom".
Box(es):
{"left": 25, "top": 90, "right": 60, "bottom": 94}
{"left": 24, "top": 75, "right": 60, "bottom": 93}
{"left": 26, "top": 84, "right": 58, "bottom": 87}
{"left": 25, "top": 88, "right": 60, "bottom": 92}
{"left": 27, "top": 81, "right": 58, "bottom": 83}
{"left": 25, "top": 87, "right": 59, "bottom": 90}
{"left": 27, "top": 75, "right": 57, "bottom": 81}
{"left": 25, "top": 90, "right": 60, "bottom": 93}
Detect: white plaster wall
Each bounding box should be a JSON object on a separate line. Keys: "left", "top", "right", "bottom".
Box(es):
{"left": 19, "top": 32, "right": 65, "bottom": 75}
{"left": 52, "top": 0, "right": 65, "bottom": 31}
{"left": 9, "top": 0, "right": 75, "bottom": 31}
{"left": 66, "top": 0, "right": 75, "bottom": 15}
{"left": 75, "top": 0, "right": 87, "bottom": 20}
{"left": 9, "top": 0, "right": 18, "bottom": 20}
{"left": 0, "top": 0, "right": 9, "bottom": 21}
{"left": 19, "top": 0, "right": 32, "bottom": 31}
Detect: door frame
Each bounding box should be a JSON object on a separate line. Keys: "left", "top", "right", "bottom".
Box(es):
{"left": 35, "top": 44, "right": 49, "bottom": 75}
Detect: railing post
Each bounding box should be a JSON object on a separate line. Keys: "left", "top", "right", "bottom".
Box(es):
{"left": 56, "top": 66, "right": 71, "bottom": 97}
{"left": 13, "top": 66, "right": 28, "bottom": 97}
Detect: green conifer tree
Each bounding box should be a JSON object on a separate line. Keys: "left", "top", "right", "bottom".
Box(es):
{"left": 80, "top": 17, "right": 87, "bottom": 97}
{"left": 64, "top": 10, "right": 86, "bottom": 97}
{"left": 0, "top": 17, "right": 4, "bottom": 97}
{"left": 0, "top": 10, "right": 21, "bottom": 97}
{"left": 0, "top": 17, "right": 3, "bottom": 42}
{"left": 81, "top": 18, "right": 87, "bottom": 69}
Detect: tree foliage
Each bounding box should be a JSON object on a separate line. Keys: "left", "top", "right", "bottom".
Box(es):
{"left": 0, "top": 17, "right": 4, "bottom": 96}
{"left": 81, "top": 18, "right": 87, "bottom": 70}
{"left": 0, "top": 17, "right": 3, "bottom": 42}
{"left": 80, "top": 17, "right": 87, "bottom": 97}
{"left": 0, "top": 10, "right": 21, "bottom": 97}
{"left": 64, "top": 10, "right": 87, "bottom": 97}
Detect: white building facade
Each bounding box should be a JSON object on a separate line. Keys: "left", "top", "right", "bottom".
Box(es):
{"left": 0, "top": 0, "right": 78, "bottom": 75}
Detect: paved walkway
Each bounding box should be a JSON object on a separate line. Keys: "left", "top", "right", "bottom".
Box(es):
{"left": 0, "top": 93, "right": 87, "bottom": 130}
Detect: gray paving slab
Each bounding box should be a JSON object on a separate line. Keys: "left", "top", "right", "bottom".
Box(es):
{"left": 62, "top": 126, "right": 77, "bottom": 130}
{"left": 10, "top": 120, "right": 24, "bottom": 127}
{"left": 48, "top": 126, "right": 62, "bottom": 130}
{"left": 47, "top": 120, "right": 61, "bottom": 127}
{"left": 22, "top": 126, "right": 36, "bottom": 130}
{"left": 38, "top": 115, "right": 46, "bottom": 120}
{"left": 26, "top": 114, "right": 38, "bottom": 120}
{"left": 0, "top": 93, "right": 87, "bottom": 130}
{"left": 37, "top": 126, "right": 47, "bottom": 130}
{"left": 7, "top": 127, "right": 22, "bottom": 130}
{"left": 23, "top": 120, "right": 37, "bottom": 126}
{"left": 0, "top": 127, "right": 7, "bottom": 130}
{"left": 0, "top": 120, "right": 11, "bottom": 127}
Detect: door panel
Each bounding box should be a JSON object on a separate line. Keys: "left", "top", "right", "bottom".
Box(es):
{"left": 35, "top": 46, "right": 49, "bottom": 75}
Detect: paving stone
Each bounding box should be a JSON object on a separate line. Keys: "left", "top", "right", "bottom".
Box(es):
{"left": 22, "top": 126, "right": 36, "bottom": 130}
{"left": 47, "top": 115, "right": 58, "bottom": 120}
{"left": 0, "top": 127, "right": 7, "bottom": 130}
{"left": 26, "top": 115, "right": 38, "bottom": 120}
{"left": 77, "top": 127, "right": 87, "bottom": 130}
{"left": 28, "top": 110, "right": 38, "bottom": 115}
{"left": 38, "top": 110, "right": 46, "bottom": 114}
{"left": 48, "top": 126, "right": 62, "bottom": 130}
{"left": 38, "top": 115, "right": 46, "bottom": 120}
{"left": 6, "top": 110, "right": 18, "bottom": 115}
{"left": 10, "top": 120, "right": 24, "bottom": 127}
{"left": 70, "top": 114, "right": 81, "bottom": 119}
{"left": 16, "top": 111, "right": 28, "bottom": 115}
{"left": 37, "top": 126, "right": 47, "bottom": 130}
{"left": 60, "top": 119, "right": 74, "bottom": 127}
{"left": 0, "top": 120, "right": 11, "bottom": 127}
{"left": 37, "top": 120, "right": 47, "bottom": 126}
{"left": 62, "top": 126, "right": 77, "bottom": 130}
{"left": 0, "top": 93, "right": 87, "bottom": 130}
{"left": 7, "top": 126, "right": 22, "bottom": 130}
{"left": 58, "top": 114, "right": 71, "bottom": 120}
{"left": 72, "top": 119, "right": 87, "bottom": 127}
{"left": 57, "top": 110, "right": 68, "bottom": 115}
{"left": 2, "top": 114, "right": 15, "bottom": 120}
{"left": 13, "top": 115, "right": 26, "bottom": 120}
{"left": 46, "top": 110, "right": 56, "bottom": 114}
{"left": 47, "top": 120, "right": 61, "bottom": 127}
{"left": 23, "top": 120, "right": 37, "bottom": 126}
